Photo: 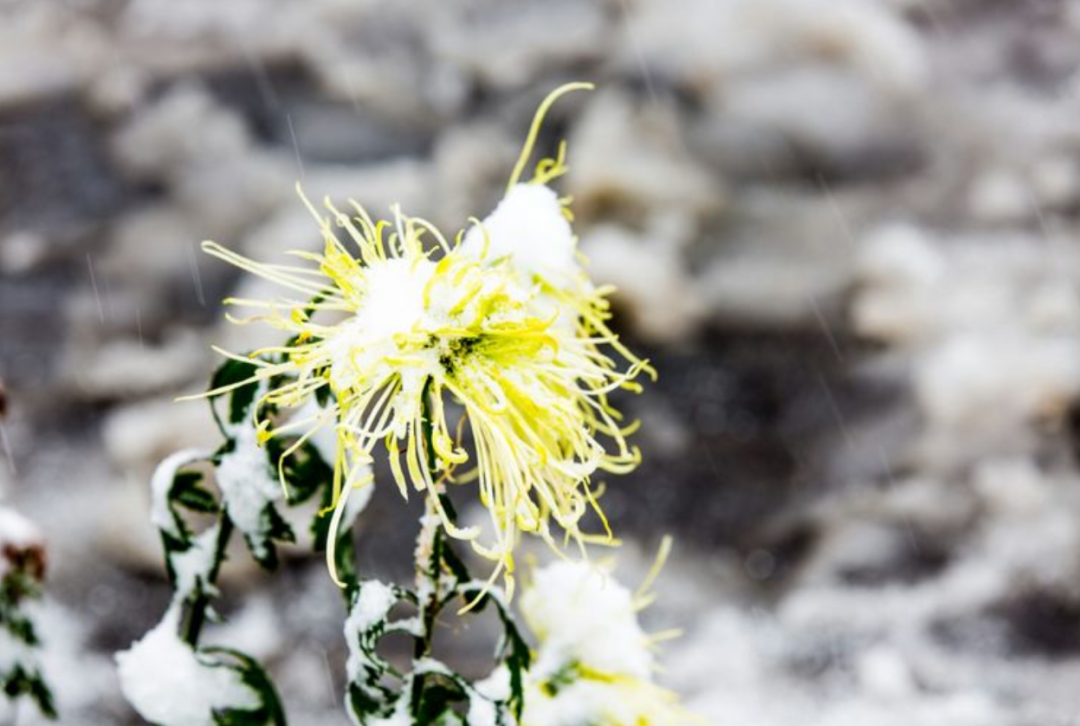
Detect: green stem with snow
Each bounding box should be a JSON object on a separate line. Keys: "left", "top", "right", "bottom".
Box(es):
{"left": 412, "top": 387, "right": 447, "bottom": 678}
{"left": 181, "top": 515, "right": 234, "bottom": 648}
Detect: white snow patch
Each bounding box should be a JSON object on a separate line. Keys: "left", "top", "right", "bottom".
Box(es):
{"left": 150, "top": 449, "right": 210, "bottom": 538}
{"left": 216, "top": 420, "right": 281, "bottom": 560}
{"left": 521, "top": 679, "right": 642, "bottom": 726}
{"left": 462, "top": 183, "right": 577, "bottom": 284}
{"left": 0, "top": 506, "right": 43, "bottom": 580}
{"left": 344, "top": 580, "right": 398, "bottom": 682}
{"left": 0, "top": 625, "right": 36, "bottom": 675}
{"left": 116, "top": 606, "right": 260, "bottom": 726}
{"left": 475, "top": 665, "right": 511, "bottom": 702}
{"left": 0, "top": 507, "right": 42, "bottom": 550}
{"left": 357, "top": 257, "right": 437, "bottom": 342}
{"left": 170, "top": 524, "right": 220, "bottom": 602}
{"left": 327, "top": 257, "right": 436, "bottom": 392}
{"left": 520, "top": 560, "right": 652, "bottom": 681}
{"left": 205, "top": 595, "right": 282, "bottom": 662}
{"left": 466, "top": 691, "right": 499, "bottom": 726}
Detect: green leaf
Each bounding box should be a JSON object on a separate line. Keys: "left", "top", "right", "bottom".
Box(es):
{"left": 203, "top": 647, "right": 288, "bottom": 726}
{"left": 1, "top": 664, "right": 56, "bottom": 719}
{"left": 0, "top": 571, "right": 43, "bottom": 609}
{"left": 0, "top": 607, "right": 39, "bottom": 645}
{"left": 343, "top": 582, "right": 426, "bottom": 723}
{"left": 347, "top": 682, "right": 393, "bottom": 722}
{"left": 27, "top": 672, "right": 57, "bottom": 719}
{"left": 215, "top": 443, "right": 296, "bottom": 572}
{"left": 498, "top": 611, "right": 531, "bottom": 720}
{"left": 413, "top": 674, "right": 467, "bottom": 724}
{"left": 210, "top": 359, "right": 261, "bottom": 427}
{"left": 173, "top": 471, "right": 219, "bottom": 513}
{"left": 243, "top": 503, "right": 295, "bottom": 572}
{"left": 213, "top": 710, "right": 270, "bottom": 726}
{"left": 155, "top": 455, "right": 217, "bottom": 546}
{"left": 456, "top": 583, "right": 531, "bottom": 721}
{"left": 503, "top": 619, "right": 530, "bottom": 715}
{"left": 311, "top": 478, "right": 357, "bottom": 592}
{"left": 439, "top": 536, "right": 471, "bottom": 586}
{"left": 310, "top": 481, "right": 335, "bottom": 551}
{"left": 264, "top": 504, "right": 295, "bottom": 544}
{"left": 264, "top": 438, "right": 331, "bottom": 506}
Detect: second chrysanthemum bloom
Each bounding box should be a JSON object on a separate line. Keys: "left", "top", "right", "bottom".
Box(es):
{"left": 200, "top": 83, "right": 652, "bottom": 596}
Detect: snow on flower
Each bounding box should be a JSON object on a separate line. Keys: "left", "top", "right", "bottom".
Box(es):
{"left": 520, "top": 559, "right": 653, "bottom": 681}
{"left": 194, "top": 83, "right": 653, "bottom": 599}
{"left": 520, "top": 677, "right": 696, "bottom": 726}
{"left": 461, "top": 182, "right": 577, "bottom": 286}
{"left": 497, "top": 557, "right": 699, "bottom": 726}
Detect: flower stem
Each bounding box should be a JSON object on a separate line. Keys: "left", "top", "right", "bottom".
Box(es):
{"left": 414, "top": 387, "right": 444, "bottom": 661}
{"left": 181, "top": 515, "right": 234, "bottom": 647}
{"left": 413, "top": 498, "right": 443, "bottom": 660}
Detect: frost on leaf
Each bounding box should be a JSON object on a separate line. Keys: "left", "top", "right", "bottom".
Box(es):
{"left": 508, "top": 560, "right": 698, "bottom": 726}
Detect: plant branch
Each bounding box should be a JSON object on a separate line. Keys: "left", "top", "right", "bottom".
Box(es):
{"left": 414, "top": 387, "right": 445, "bottom": 658}
{"left": 181, "top": 515, "right": 235, "bottom": 647}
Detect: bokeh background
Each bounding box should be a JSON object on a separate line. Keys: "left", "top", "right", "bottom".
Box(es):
{"left": 3, "top": 0, "right": 1080, "bottom": 723}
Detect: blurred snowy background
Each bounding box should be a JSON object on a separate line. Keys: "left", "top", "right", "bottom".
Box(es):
{"left": 4, "top": 0, "right": 1080, "bottom": 723}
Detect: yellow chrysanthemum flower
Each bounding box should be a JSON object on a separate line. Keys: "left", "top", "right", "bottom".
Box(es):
{"left": 195, "top": 83, "right": 652, "bottom": 597}
{"left": 479, "top": 547, "right": 700, "bottom": 725}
